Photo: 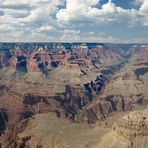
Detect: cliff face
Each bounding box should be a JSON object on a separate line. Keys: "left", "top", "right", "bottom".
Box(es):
{"left": 113, "top": 109, "right": 148, "bottom": 138}
{"left": 98, "top": 107, "right": 148, "bottom": 148}
{"left": 80, "top": 94, "right": 144, "bottom": 123}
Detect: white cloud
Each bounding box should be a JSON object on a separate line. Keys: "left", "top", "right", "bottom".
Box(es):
{"left": 63, "top": 29, "right": 80, "bottom": 35}
{"left": 136, "top": 0, "right": 148, "bottom": 14}
{"left": 0, "top": 0, "right": 147, "bottom": 42}
{"left": 56, "top": 0, "right": 100, "bottom": 23}
{"left": 39, "top": 25, "right": 55, "bottom": 32}
{"left": 59, "top": 34, "right": 120, "bottom": 43}
{"left": 0, "top": 0, "right": 65, "bottom": 41}
{"left": 56, "top": 0, "right": 142, "bottom": 26}
{"left": 3, "top": 9, "right": 30, "bottom": 18}
{"left": 0, "top": 0, "right": 64, "bottom": 5}
{"left": 86, "top": 32, "right": 95, "bottom": 35}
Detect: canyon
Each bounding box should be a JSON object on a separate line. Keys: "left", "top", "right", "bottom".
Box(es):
{"left": 0, "top": 43, "right": 147, "bottom": 147}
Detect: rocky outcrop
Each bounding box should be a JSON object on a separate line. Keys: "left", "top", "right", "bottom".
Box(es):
{"left": 80, "top": 94, "right": 145, "bottom": 123}
{"left": 28, "top": 56, "right": 40, "bottom": 72}
{"left": 79, "top": 74, "right": 107, "bottom": 97}
{"left": 81, "top": 101, "right": 113, "bottom": 123}
{"left": 113, "top": 108, "right": 148, "bottom": 138}
{"left": 98, "top": 107, "right": 148, "bottom": 148}
{"left": 29, "top": 48, "right": 51, "bottom": 74}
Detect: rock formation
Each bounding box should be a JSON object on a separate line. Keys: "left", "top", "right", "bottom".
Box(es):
{"left": 98, "top": 107, "right": 148, "bottom": 148}
{"left": 80, "top": 94, "right": 145, "bottom": 123}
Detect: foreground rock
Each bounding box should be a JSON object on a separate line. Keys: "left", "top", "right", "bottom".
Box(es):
{"left": 97, "top": 107, "right": 148, "bottom": 148}
{"left": 4, "top": 113, "right": 108, "bottom": 148}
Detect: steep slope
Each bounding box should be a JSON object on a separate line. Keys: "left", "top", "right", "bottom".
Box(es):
{"left": 97, "top": 107, "right": 148, "bottom": 148}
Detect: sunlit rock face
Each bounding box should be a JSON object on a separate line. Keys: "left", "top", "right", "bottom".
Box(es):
{"left": 98, "top": 107, "right": 148, "bottom": 148}
{"left": 113, "top": 108, "right": 148, "bottom": 137}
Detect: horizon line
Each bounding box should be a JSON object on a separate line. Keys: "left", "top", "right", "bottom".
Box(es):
{"left": 0, "top": 41, "right": 148, "bottom": 44}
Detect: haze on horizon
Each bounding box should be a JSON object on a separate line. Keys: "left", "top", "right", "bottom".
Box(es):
{"left": 0, "top": 0, "right": 148, "bottom": 43}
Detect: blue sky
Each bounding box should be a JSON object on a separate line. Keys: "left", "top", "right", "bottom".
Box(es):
{"left": 0, "top": 0, "right": 148, "bottom": 43}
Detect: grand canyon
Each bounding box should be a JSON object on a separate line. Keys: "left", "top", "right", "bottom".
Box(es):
{"left": 0, "top": 43, "right": 147, "bottom": 148}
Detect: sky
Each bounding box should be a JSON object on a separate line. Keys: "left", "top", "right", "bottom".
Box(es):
{"left": 0, "top": 0, "right": 148, "bottom": 43}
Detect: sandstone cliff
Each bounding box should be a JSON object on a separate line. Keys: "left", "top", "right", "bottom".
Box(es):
{"left": 97, "top": 107, "right": 148, "bottom": 148}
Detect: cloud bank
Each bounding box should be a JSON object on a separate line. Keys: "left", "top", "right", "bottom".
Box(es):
{"left": 0, "top": 0, "right": 148, "bottom": 42}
